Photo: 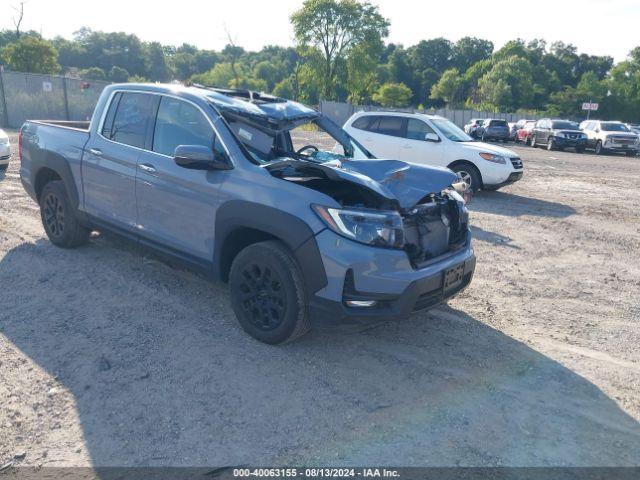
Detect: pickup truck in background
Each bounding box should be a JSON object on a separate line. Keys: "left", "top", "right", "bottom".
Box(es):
{"left": 20, "top": 83, "right": 475, "bottom": 344}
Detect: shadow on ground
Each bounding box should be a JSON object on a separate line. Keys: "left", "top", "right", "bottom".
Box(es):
{"left": 470, "top": 191, "right": 577, "bottom": 218}
{"left": 1, "top": 237, "right": 639, "bottom": 467}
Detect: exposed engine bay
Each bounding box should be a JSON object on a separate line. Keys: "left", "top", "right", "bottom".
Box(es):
{"left": 218, "top": 105, "right": 469, "bottom": 268}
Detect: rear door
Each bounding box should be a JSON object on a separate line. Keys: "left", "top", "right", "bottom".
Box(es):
{"left": 135, "top": 95, "right": 227, "bottom": 262}
{"left": 83, "top": 91, "right": 158, "bottom": 232}
{"left": 347, "top": 115, "right": 407, "bottom": 159}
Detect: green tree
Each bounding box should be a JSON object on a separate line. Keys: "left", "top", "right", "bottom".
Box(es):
{"left": 430, "top": 68, "right": 463, "bottom": 106}
{"left": 452, "top": 37, "right": 494, "bottom": 72}
{"left": 477, "top": 55, "right": 534, "bottom": 111}
{"left": 79, "top": 66, "right": 106, "bottom": 80}
{"left": 291, "top": 0, "right": 389, "bottom": 99}
{"left": 109, "top": 65, "right": 130, "bottom": 82}
{"left": 346, "top": 39, "right": 382, "bottom": 104}
{"left": 2, "top": 36, "right": 60, "bottom": 73}
{"left": 372, "top": 82, "right": 412, "bottom": 107}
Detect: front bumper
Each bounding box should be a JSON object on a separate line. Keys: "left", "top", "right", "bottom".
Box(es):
{"left": 309, "top": 229, "right": 476, "bottom": 325}
{"left": 603, "top": 142, "right": 638, "bottom": 153}
{"left": 555, "top": 137, "right": 586, "bottom": 149}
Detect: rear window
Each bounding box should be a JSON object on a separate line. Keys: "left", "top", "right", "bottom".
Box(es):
{"left": 351, "top": 116, "right": 372, "bottom": 131}
{"left": 370, "top": 116, "right": 405, "bottom": 138}
{"left": 108, "top": 92, "right": 157, "bottom": 149}
{"left": 490, "top": 120, "right": 508, "bottom": 127}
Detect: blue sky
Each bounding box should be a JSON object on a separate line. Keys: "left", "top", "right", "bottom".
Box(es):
{"left": 1, "top": 0, "right": 637, "bottom": 61}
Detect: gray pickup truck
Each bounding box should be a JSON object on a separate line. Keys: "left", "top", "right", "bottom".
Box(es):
{"left": 20, "top": 83, "right": 475, "bottom": 344}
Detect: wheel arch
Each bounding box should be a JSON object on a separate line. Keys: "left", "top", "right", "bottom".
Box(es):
{"left": 32, "top": 151, "right": 80, "bottom": 209}
{"left": 214, "top": 200, "right": 327, "bottom": 295}
{"left": 447, "top": 160, "right": 484, "bottom": 188}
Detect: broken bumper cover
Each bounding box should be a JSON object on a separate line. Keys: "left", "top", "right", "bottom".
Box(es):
{"left": 309, "top": 229, "right": 476, "bottom": 326}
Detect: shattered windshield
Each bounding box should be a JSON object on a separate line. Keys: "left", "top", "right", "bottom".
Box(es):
{"left": 224, "top": 115, "right": 373, "bottom": 165}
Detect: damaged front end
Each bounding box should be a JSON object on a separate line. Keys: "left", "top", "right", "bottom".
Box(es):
{"left": 267, "top": 157, "right": 470, "bottom": 268}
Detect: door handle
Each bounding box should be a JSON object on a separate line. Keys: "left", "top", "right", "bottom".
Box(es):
{"left": 138, "top": 164, "right": 157, "bottom": 174}
{"left": 89, "top": 148, "right": 103, "bottom": 156}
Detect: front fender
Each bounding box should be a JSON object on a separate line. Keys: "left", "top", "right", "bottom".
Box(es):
{"left": 214, "top": 200, "right": 328, "bottom": 294}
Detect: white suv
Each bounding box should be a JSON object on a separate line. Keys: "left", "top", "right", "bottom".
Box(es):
{"left": 579, "top": 120, "right": 639, "bottom": 156}
{"left": 0, "top": 129, "right": 10, "bottom": 171}
{"left": 343, "top": 112, "right": 523, "bottom": 192}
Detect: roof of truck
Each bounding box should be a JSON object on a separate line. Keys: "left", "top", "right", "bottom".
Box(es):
{"left": 112, "top": 82, "right": 320, "bottom": 131}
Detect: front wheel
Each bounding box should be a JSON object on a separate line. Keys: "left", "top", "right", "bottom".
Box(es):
{"left": 229, "top": 240, "right": 310, "bottom": 344}
{"left": 39, "top": 181, "right": 90, "bottom": 248}
{"left": 530, "top": 135, "right": 537, "bottom": 148}
{"left": 450, "top": 163, "right": 482, "bottom": 193}
{"left": 595, "top": 141, "right": 604, "bottom": 155}
{"left": 625, "top": 150, "right": 637, "bottom": 157}
{"left": 547, "top": 138, "right": 556, "bottom": 151}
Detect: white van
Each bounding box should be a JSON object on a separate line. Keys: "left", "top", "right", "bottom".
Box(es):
{"left": 343, "top": 111, "right": 524, "bottom": 192}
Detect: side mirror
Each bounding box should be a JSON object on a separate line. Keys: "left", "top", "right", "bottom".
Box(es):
{"left": 174, "top": 145, "right": 231, "bottom": 170}
{"left": 425, "top": 132, "right": 440, "bottom": 142}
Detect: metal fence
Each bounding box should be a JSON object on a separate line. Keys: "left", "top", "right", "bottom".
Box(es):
{"left": 319, "top": 100, "right": 544, "bottom": 128}
{"left": 0, "top": 71, "right": 111, "bottom": 129}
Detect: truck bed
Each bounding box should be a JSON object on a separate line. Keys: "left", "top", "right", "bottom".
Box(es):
{"left": 28, "top": 120, "right": 91, "bottom": 131}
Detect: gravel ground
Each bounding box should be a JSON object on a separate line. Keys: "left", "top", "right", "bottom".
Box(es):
{"left": 1, "top": 129, "right": 639, "bottom": 467}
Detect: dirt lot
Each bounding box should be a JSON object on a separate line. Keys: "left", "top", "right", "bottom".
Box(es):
{"left": 1, "top": 128, "right": 639, "bottom": 467}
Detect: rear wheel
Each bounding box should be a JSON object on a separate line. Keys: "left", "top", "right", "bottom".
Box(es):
{"left": 450, "top": 163, "right": 482, "bottom": 193}
{"left": 39, "top": 181, "right": 90, "bottom": 248}
{"left": 595, "top": 140, "right": 604, "bottom": 155}
{"left": 229, "top": 240, "right": 310, "bottom": 344}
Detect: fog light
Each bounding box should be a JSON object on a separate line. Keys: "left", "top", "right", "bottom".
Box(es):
{"left": 345, "top": 300, "right": 377, "bottom": 308}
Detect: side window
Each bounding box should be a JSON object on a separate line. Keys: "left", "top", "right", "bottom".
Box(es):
{"left": 153, "top": 97, "right": 214, "bottom": 157}
{"left": 351, "top": 116, "right": 372, "bottom": 131}
{"left": 406, "top": 119, "right": 435, "bottom": 141}
{"left": 372, "top": 116, "right": 405, "bottom": 138}
{"left": 101, "top": 92, "right": 122, "bottom": 139}
{"left": 109, "top": 93, "right": 157, "bottom": 149}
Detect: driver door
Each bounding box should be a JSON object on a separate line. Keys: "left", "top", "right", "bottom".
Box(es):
{"left": 396, "top": 118, "right": 445, "bottom": 167}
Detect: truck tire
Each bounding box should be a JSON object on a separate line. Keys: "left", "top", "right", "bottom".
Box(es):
{"left": 229, "top": 240, "right": 310, "bottom": 344}
{"left": 530, "top": 135, "right": 537, "bottom": 148}
{"left": 39, "top": 180, "right": 90, "bottom": 248}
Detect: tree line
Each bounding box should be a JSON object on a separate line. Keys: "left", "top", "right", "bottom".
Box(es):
{"left": 1, "top": 0, "right": 638, "bottom": 121}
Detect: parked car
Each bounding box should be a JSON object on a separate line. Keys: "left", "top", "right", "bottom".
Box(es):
{"left": 343, "top": 111, "right": 524, "bottom": 192}
{"left": 625, "top": 123, "right": 640, "bottom": 135}
{"left": 19, "top": 83, "right": 476, "bottom": 344}
{"left": 510, "top": 119, "right": 534, "bottom": 141}
{"left": 475, "top": 118, "right": 511, "bottom": 142}
{"left": 580, "top": 120, "right": 639, "bottom": 156}
{"left": 463, "top": 118, "right": 485, "bottom": 138}
{"left": 0, "top": 128, "right": 10, "bottom": 171}
{"left": 515, "top": 121, "right": 536, "bottom": 145}
{"left": 531, "top": 119, "right": 587, "bottom": 152}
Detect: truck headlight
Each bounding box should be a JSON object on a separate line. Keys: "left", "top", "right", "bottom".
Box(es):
{"left": 312, "top": 205, "right": 404, "bottom": 249}
{"left": 479, "top": 152, "right": 507, "bottom": 164}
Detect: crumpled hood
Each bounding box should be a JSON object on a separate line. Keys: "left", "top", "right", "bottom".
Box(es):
{"left": 273, "top": 158, "right": 457, "bottom": 211}
{"left": 460, "top": 141, "right": 517, "bottom": 157}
